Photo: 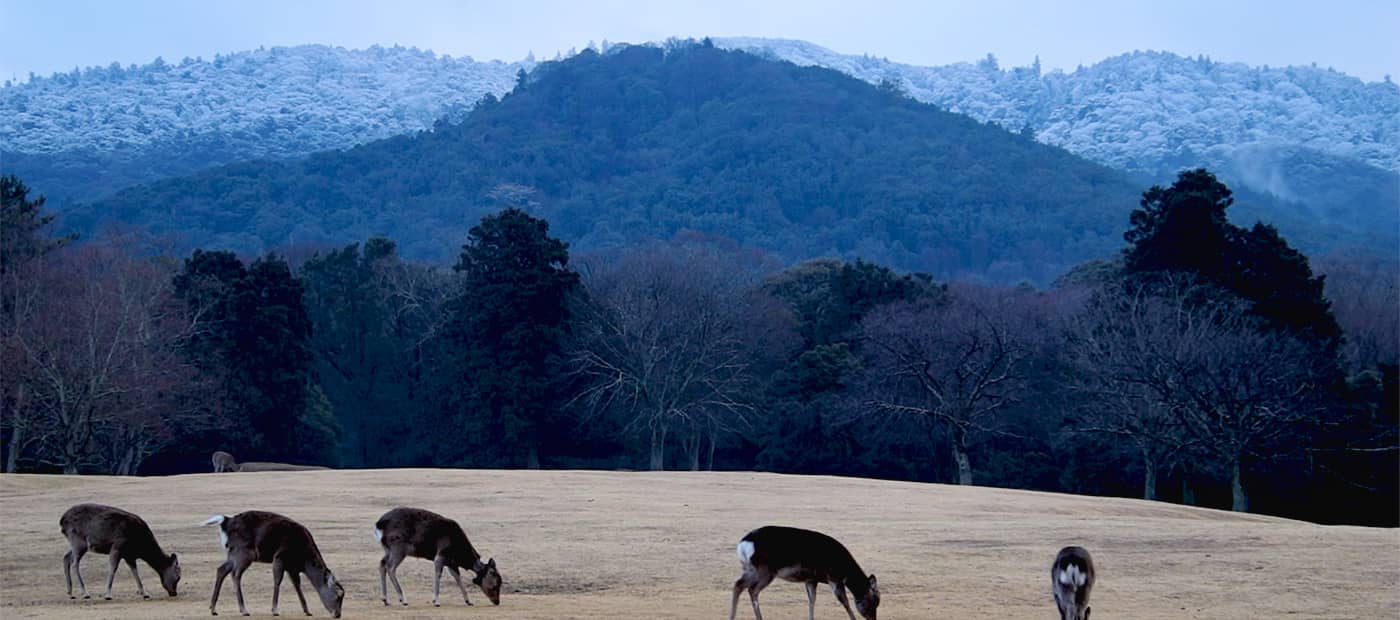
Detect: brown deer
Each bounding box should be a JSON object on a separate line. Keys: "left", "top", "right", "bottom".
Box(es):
{"left": 373, "top": 506, "right": 501, "bottom": 607}
{"left": 211, "top": 451, "right": 239, "bottom": 473}
{"left": 1052, "top": 546, "right": 1095, "bottom": 620}
{"left": 729, "top": 525, "right": 879, "bottom": 620}
{"left": 60, "top": 503, "right": 181, "bottom": 601}
{"left": 202, "top": 511, "right": 344, "bottom": 617}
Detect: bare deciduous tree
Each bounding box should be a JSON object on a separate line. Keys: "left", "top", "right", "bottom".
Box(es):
{"left": 1067, "top": 276, "right": 1333, "bottom": 511}
{"left": 10, "top": 240, "right": 210, "bottom": 474}
{"left": 859, "top": 284, "right": 1033, "bottom": 485}
{"left": 568, "top": 242, "right": 793, "bottom": 470}
{"left": 1316, "top": 252, "right": 1399, "bottom": 371}
{"left": 1061, "top": 282, "right": 1198, "bottom": 500}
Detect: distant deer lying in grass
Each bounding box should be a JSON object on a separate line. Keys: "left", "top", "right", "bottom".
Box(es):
{"left": 374, "top": 506, "right": 502, "bottom": 607}
{"left": 1052, "top": 546, "right": 1095, "bottom": 620}
{"left": 234, "top": 462, "right": 331, "bottom": 472}
{"left": 212, "top": 451, "right": 239, "bottom": 473}
{"left": 202, "top": 511, "right": 344, "bottom": 617}
{"left": 60, "top": 503, "right": 181, "bottom": 601}
{"left": 730, "top": 525, "right": 879, "bottom": 620}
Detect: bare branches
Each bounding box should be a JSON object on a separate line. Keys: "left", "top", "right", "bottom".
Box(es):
{"left": 4, "top": 239, "right": 210, "bottom": 473}
{"left": 858, "top": 284, "right": 1035, "bottom": 484}
{"left": 567, "top": 242, "right": 796, "bottom": 469}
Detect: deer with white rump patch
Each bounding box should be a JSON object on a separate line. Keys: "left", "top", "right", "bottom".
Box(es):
{"left": 730, "top": 525, "right": 880, "bottom": 620}
{"left": 373, "top": 506, "right": 502, "bottom": 607}
{"left": 202, "top": 511, "right": 344, "bottom": 617}
{"left": 60, "top": 503, "right": 181, "bottom": 601}
{"left": 211, "top": 451, "right": 239, "bottom": 472}
{"left": 1052, "top": 546, "right": 1095, "bottom": 620}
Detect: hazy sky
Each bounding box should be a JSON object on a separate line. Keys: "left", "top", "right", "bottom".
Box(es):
{"left": 3, "top": 0, "right": 1397, "bottom": 83}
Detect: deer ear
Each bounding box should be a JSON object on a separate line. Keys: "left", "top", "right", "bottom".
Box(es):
{"left": 487, "top": 558, "right": 496, "bottom": 569}
{"left": 868, "top": 574, "right": 877, "bottom": 588}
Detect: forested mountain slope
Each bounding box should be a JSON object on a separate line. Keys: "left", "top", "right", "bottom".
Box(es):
{"left": 719, "top": 38, "right": 1400, "bottom": 249}
{"left": 1, "top": 45, "right": 525, "bottom": 204}
{"left": 70, "top": 43, "right": 1147, "bottom": 283}
{"left": 6, "top": 39, "right": 1394, "bottom": 263}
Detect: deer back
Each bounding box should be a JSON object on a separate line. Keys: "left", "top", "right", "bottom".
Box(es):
{"left": 61, "top": 504, "right": 157, "bottom": 553}
{"left": 376, "top": 507, "right": 480, "bottom": 565}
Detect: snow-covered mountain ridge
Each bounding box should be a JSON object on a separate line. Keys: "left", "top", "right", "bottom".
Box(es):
{"left": 3, "top": 44, "right": 526, "bottom": 158}
{"left": 717, "top": 37, "right": 1399, "bottom": 176}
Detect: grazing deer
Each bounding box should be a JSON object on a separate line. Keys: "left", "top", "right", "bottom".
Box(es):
{"left": 373, "top": 506, "right": 501, "bottom": 607}
{"left": 729, "top": 525, "right": 880, "bottom": 620}
{"left": 60, "top": 504, "right": 181, "bottom": 601}
{"left": 202, "top": 511, "right": 344, "bottom": 618}
{"left": 212, "top": 451, "right": 239, "bottom": 473}
{"left": 1052, "top": 546, "right": 1095, "bottom": 620}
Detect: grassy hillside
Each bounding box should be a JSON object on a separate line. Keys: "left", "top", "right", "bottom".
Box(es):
{"left": 1, "top": 470, "right": 1395, "bottom": 618}
{"left": 69, "top": 43, "right": 1145, "bottom": 284}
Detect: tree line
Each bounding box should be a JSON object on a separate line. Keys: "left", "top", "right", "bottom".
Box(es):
{"left": 2, "top": 170, "right": 1395, "bottom": 525}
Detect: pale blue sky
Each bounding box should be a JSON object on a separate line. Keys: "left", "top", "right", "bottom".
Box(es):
{"left": 2, "top": 0, "right": 1396, "bottom": 83}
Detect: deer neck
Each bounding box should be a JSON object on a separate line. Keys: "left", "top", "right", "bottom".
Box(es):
{"left": 139, "top": 542, "right": 173, "bottom": 571}
{"left": 301, "top": 554, "right": 332, "bottom": 588}
{"left": 843, "top": 564, "right": 872, "bottom": 598}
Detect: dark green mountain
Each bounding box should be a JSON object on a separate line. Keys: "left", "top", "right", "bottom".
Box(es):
{"left": 72, "top": 42, "right": 1159, "bottom": 282}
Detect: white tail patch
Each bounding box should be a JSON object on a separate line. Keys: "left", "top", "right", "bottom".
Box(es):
{"left": 1059, "top": 565, "right": 1085, "bottom": 587}
{"left": 737, "top": 540, "right": 755, "bottom": 567}
{"left": 373, "top": 527, "right": 383, "bottom": 543}
{"left": 201, "top": 515, "right": 228, "bottom": 549}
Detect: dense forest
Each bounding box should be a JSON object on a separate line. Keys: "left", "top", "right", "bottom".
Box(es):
{"left": 65, "top": 42, "right": 1163, "bottom": 285}
{"left": 3, "top": 168, "right": 1395, "bottom": 526}
{"left": 720, "top": 38, "right": 1400, "bottom": 255}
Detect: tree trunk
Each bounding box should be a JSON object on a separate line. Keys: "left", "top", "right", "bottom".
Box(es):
{"left": 648, "top": 423, "right": 666, "bottom": 471}
{"left": 5, "top": 424, "right": 23, "bottom": 473}
{"left": 951, "top": 432, "right": 973, "bottom": 485}
{"left": 1142, "top": 453, "right": 1157, "bottom": 501}
{"left": 526, "top": 445, "right": 540, "bottom": 469}
{"left": 1179, "top": 463, "right": 1196, "bottom": 505}
{"left": 115, "top": 444, "right": 136, "bottom": 476}
{"left": 1230, "top": 456, "right": 1249, "bottom": 512}
{"left": 687, "top": 431, "right": 701, "bottom": 471}
{"left": 705, "top": 429, "right": 717, "bottom": 471}
{"left": 5, "top": 384, "right": 25, "bottom": 473}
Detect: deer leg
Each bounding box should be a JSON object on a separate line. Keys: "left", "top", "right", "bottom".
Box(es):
{"left": 379, "top": 554, "right": 389, "bottom": 605}
{"left": 288, "top": 572, "right": 311, "bottom": 616}
{"left": 104, "top": 547, "right": 122, "bottom": 600}
{"left": 729, "top": 575, "right": 748, "bottom": 620}
{"left": 386, "top": 551, "right": 408, "bottom": 605}
{"left": 210, "top": 559, "right": 232, "bottom": 615}
{"left": 63, "top": 549, "right": 76, "bottom": 599}
{"left": 747, "top": 572, "right": 775, "bottom": 620}
{"left": 127, "top": 558, "right": 150, "bottom": 598}
{"left": 447, "top": 565, "right": 472, "bottom": 605}
{"left": 271, "top": 557, "right": 284, "bottom": 616}
{"left": 832, "top": 583, "right": 858, "bottom": 620}
{"left": 432, "top": 555, "right": 445, "bottom": 606}
{"left": 805, "top": 582, "right": 818, "bottom": 620}
{"left": 231, "top": 559, "right": 251, "bottom": 616}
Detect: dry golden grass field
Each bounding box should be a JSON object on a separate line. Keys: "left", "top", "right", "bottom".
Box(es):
{"left": 1, "top": 469, "right": 1396, "bottom": 619}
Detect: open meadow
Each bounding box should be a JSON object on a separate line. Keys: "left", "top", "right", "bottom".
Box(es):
{"left": 1, "top": 469, "right": 1396, "bottom": 619}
